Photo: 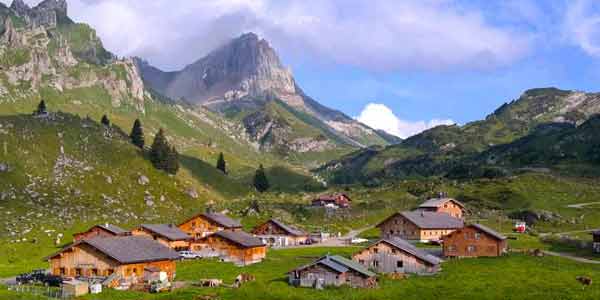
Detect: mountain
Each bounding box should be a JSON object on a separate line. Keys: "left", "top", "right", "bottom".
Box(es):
{"left": 136, "top": 33, "right": 397, "bottom": 153}
{"left": 317, "top": 87, "right": 600, "bottom": 183}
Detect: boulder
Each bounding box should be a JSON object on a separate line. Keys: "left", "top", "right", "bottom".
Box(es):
{"left": 138, "top": 175, "right": 150, "bottom": 185}
{"left": 185, "top": 188, "right": 199, "bottom": 199}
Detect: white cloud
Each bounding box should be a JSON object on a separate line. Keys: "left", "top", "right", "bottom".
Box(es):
{"left": 2, "top": 0, "right": 531, "bottom": 71}
{"left": 563, "top": 0, "right": 600, "bottom": 57}
{"left": 355, "top": 103, "right": 454, "bottom": 139}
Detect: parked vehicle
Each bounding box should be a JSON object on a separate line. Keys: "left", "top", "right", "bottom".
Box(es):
{"left": 178, "top": 251, "right": 201, "bottom": 259}
{"left": 16, "top": 270, "right": 62, "bottom": 287}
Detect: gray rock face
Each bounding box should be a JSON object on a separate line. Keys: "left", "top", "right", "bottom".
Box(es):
{"left": 10, "top": 0, "right": 68, "bottom": 28}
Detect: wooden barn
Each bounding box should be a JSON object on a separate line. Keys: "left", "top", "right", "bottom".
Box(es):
{"left": 46, "top": 236, "right": 179, "bottom": 287}
{"left": 443, "top": 224, "right": 507, "bottom": 258}
{"left": 251, "top": 219, "right": 309, "bottom": 247}
{"left": 312, "top": 193, "right": 352, "bottom": 208}
{"left": 376, "top": 211, "right": 464, "bottom": 242}
{"left": 178, "top": 212, "right": 242, "bottom": 239}
{"left": 194, "top": 230, "right": 266, "bottom": 266}
{"left": 417, "top": 197, "right": 465, "bottom": 219}
{"left": 592, "top": 230, "right": 600, "bottom": 254}
{"left": 352, "top": 238, "right": 441, "bottom": 275}
{"left": 73, "top": 224, "right": 129, "bottom": 241}
{"left": 131, "top": 224, "right": 191, "bottom": 251}
{"left": 288, "top": 255, "right": 377, "bottom": 289}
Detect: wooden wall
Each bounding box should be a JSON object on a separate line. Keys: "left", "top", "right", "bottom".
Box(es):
{"left": 352, "top": 241, "right": 439, "bottom": 274}
{"left": 193, "top": 235, "right": 266, "bottom": 265}
{"left": 379, "top": 214, "right": 458, "bottom": 241}
{"left": 421, "top": 201, "right": 463, "bottom": 219}
{"left": 443, "top": 226, "right": 507, "bottom": 257}
{"left": 179, "top": 216, "right": 228, "bottom": 239}
{"left": 290, "top": 264, "right": 343, "bottom": 288}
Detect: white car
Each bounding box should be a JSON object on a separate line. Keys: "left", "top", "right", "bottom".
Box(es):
{"left": 178, "top": 251, "right": 200, "bottom": 259}
{"left": 351, "top": 238, "right": 369, "bottom": 244}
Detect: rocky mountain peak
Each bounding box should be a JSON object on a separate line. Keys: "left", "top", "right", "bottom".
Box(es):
{"left": 10, "top": 0, "right": 69, "bottom": 28}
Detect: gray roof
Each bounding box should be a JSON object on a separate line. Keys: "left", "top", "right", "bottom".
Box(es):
{"left": 293, "top": 255, "right": 375, "bottom": 277}
{"left": 470, "top": 224, "right": 507, "bottom": 240}
{"left": 140, "top": 224, "right": 190, "bottom": 241}
{"left": 48, "top": 236, "right": 179, "bottom": 264}
{"left": 213, "top": 230, "right": 265, "bottom": 248}
{"left": 419, "top": 198, "right": 464, "bottom": 208}
{"left": 592, "top": 230, "right": 600, "bottom": 236}
{"left": 379, "top": 211, "right": 464, "bottom": 229}
{"left": 378, "top": 238, "right": 441, "bottom": 266}
{"left": 266, "top": 219, "right": 307, "bottom": 236}
{"left": 201, "top": 213, "right": 242, "bottom": 228}
{"left": 97, "top": 224, "right": 128, "bottom": 235}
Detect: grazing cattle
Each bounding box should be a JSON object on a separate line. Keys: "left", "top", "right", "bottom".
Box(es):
{"left": 576, "top": 276, "right": 592, "bottom": 286}
{"left": 198, "top": 279, "right": 222, "bottom": 287}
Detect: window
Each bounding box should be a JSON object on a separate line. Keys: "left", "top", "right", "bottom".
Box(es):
{"left": 397, "top": 261, "right": 403, "bottom": 268}
{"left": 373, "top": 247, "right": 379, "bottom": 254}
{"left": 389, "top": 230, "right": 394, "bottom": 236}
{"left": 448, "top": 245, "right": 456, "bottom": 252}
{"left": 59, "top": 268, "right": 66, "bottom": 275}
{"left": 75, "top": 268, "right": 82, "bottom": 277}
{"left": 133, "top": 268, "right": 138, "bottom": 275}
{"left": 467, "top": 245, "right": 476, "bottom": 253}
{"left": 91, "top": 268, "right": 98, "bottom": 276}
{"left": 373, "top": 260, "right": 379, "bottom": 267}
{"left": 475, "top": 233, "right": 481, "bottom": 240}
{"left": 107, "top": 269, "right": 114, "bottom": 276}
{"left": 444, "top": 204, "right": 448, "bottom": 208}
{"left": 391, "top": 249, "right": 397, "bottom": 254}
{"left": 464, "top": 233, "right": 470, "bottom": 240}
{"left": 359, "top": 259, "right": 365, "bottom": 265}
{"left": 191, "top": 221, "right": 196, "bottom": 228}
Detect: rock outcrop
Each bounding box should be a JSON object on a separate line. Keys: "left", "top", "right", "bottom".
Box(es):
{"left": 10, "top": 0, "right": 68, "bottom": 28}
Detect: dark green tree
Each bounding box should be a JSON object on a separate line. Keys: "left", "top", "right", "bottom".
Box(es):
{"left": 150, "top": 128, "right": 170, "bottom": 171}
{"left": 101, "top": 114, "right": 110, "bottom": 127}
{"left": 130, "top": 119, "right": 145, "bottom": 149}
{"left": 35, "top": 99, "right": 47, "bottom": 115}
{"left": 165, "top": 146, "right": 180, "bottom": 175}
{"left": 216, "top": 152, "right": 227, "bottom": 174}
{"left": 253, "top": 164, "right": 270, "bottom": 193}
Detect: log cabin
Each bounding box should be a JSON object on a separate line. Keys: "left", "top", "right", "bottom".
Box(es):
{"left": 193, "top": 230, "right": 266, "bottom": 266}
{"left": 312, "top": 193, "right": 352, "bottom": 208}
{"left": 376, "top": 211, "right": 464, "bottom": 242}
{"left": 73, "top": 224, "right": 129, "bottom": 241}
{"left": 288, "top": 255, "right": 377, "bottom": 289}
{"left": 352, "top": 238, "right": 441, "bottom": 275}
{"left": 46, "top": 236, "right": 179, "bottom": 287}
{"left": 178, "top": 212, "right": 242, "bottom": 239}
{"left": 131, "top": 224, "right": 191, "bottom": 251}
{"left": 592, "top": 230, "right": 600, "bottom": 254}
{"left": 251, "top": 218, "right": 309, "bottom": 247}
{"left": 417, "top": 197, "right": 465, "bottom": 219}
{"left": 443, "top": 224, "right": 507, "bottom": 258}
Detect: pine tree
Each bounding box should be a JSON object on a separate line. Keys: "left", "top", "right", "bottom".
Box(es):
{"left": 216, "top": 152, "right": 227, "bottom": 174}
{"left": 165, "top": 146, "right": 180, "bottom": 175}
{"left": 35, "top": 99, "right": 47, "bottom": 115}
{"left": 150, "top": 128, "right": 170, "bottom": 171}
{"left": 253, "top": 164, "right": 270, "bottom": 193}
{"left": 130, "top": 119, "right": 145, "bottom": 149}
{"left": 101, "top": 114, "right": 110, "bottom": 127}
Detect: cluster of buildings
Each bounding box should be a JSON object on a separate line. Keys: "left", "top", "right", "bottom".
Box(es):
{"left": 44, "top": 195, "right": 510, "bottom": 292}
{"left": 288, "top": 196, "right": 509, "bottom": 289}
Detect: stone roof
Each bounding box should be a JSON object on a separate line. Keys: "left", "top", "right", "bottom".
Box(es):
{"left": 418, "top": 198, "right": 464, "bottom": 209}
{"left": 140, "top": 224, "right": 190, "bottom": 241}
{"left": 213, "top": 230, "right": 265, "bottom": 248}
{"left": 97, "top": 224, "right": 128, "bottom": 235}
{"left": 377, "top": 211, "right": 464, "bottom": 229}
{"left": 291, "top": 255, "right": 375, "bottom": 278}
{"left": 258, "top": 219, "right": 306, "bottom": 236}
{"left": 200, "top": 213, "right": 242, "bottom": 228}
{"left": 47, "top": 236, "right": 179, "bottom": 264}
{"left": 378, "top": 238, "right": 441, "bottom": 266}
{"left": 470, "top": 224, "right": 506, "bottom": 240}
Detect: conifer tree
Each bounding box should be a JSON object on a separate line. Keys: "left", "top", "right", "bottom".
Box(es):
{"left": 101, "top": 114, "right": 110, "bottom": 127}
{"left": 130, "top": 118, "right": 145, "bottom": 149}
{"left": 216, "top": 152, "right": 227, "bottom": 174}
{"left": 165, "top": 146, "right": 180, "bottom": 175}
{"left": 35, "top": 99, "right": 47, "bottom": 115}
{"left": 150, "top": 128, "right": 170, "bottom": 171}
{"left": 253, "top": 164, "right": 270, "bottom": 193}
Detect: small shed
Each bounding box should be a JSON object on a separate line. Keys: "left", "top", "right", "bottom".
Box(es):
{"left": 352, "top": 238, "right": 441, "bottom": 275}
{"left": 62, "top": 280, "right": 89, "bottom": 298}
{"left": 251, "top": 219, "right": 309, "bottom": 247}
{"left": 288, "top": 255, "right": 377, "bottom": 289}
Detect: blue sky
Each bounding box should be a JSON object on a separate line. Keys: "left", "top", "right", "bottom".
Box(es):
{"left": 8, "top": 0, "right": 600, "bottom": 138}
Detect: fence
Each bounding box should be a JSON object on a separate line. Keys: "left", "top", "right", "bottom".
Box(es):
{"left": 7, "top": 284, "right": 66, "bottom": 299}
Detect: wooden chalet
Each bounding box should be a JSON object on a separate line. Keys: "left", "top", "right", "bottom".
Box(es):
{"left": 443, "top": 224, "right": 507, "bottom": 258}
{"left": 312, "top": 193, "right": 351, "bottom": 208}
{"left": 46, "top": 236, "right": 179, "bottom": 287}
{"left": 352, "top": 238, "right": 441, "bottom": 275}
{"left": 377, "top": 211, "right": 464, "bottom": 242}
{"left": 288, "top": 255, "right": 377, "bottom": 289}
{"left": 417, "top": 197, "right": 465, "bottom": 219}
{"left": 592, "top": 230, "right": 600, "bottom": 254}
{"left": 178, "top": 212, "right": 242, "bottom": 239}
{"left": 131, "top": 224, "right": 191, "bottom": 251}
{"left": 251, "top": 218, "right": 309, "bottom": 247}
{"left": 194, "top": 230, "right": 266, "bottom": 266}
{"left": 73, "top": 224, "right": 129, "bottom": 241}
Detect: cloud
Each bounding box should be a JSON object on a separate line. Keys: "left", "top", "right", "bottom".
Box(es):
{"left": 2, "top": 0, "right": 531, "bottom": 72}
{"left": 355, "top": 103, "right": 454, "bottom": 139}
{"left": 563, "top": 0, "right": 600, "bottom": 57}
